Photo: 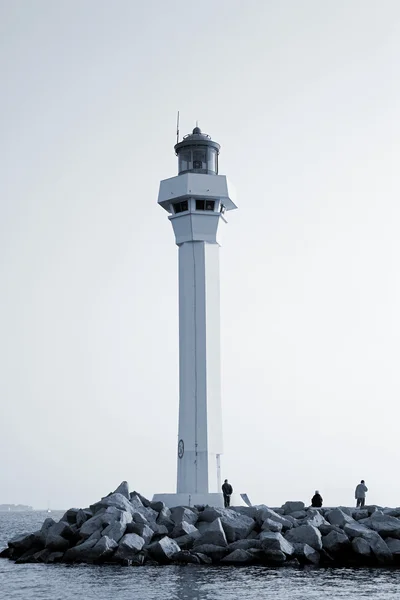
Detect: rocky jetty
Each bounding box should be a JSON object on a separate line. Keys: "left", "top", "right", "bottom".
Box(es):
{"left": 1, "top": 482, "right": 400, "bottom": 567}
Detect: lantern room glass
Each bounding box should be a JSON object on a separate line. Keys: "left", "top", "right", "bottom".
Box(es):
{"left": 178, "top": 146, "right": 218, "bottom": 175}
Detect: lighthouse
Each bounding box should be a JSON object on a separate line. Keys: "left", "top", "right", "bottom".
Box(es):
{"left": 152, "top": 126, "right": 241, "bottom": 508}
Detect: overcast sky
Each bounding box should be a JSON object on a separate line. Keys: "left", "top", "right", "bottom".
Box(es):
{"left": 1, "top": 0, "right": 400, "bottom": 510}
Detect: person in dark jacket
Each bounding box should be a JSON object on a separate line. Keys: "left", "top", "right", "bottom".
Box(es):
{"left": 311, "top": 490, "right": 323, "bottom": 507}
{"left": 222, "top": 479, "right": 233, "bottom": 507}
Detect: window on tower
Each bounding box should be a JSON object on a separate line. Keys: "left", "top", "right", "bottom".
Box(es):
{"left": 173, "top": 200, "right": 189, "bottom": 213}
{"left": 193, "top": 149, "right": 206, "bottom": 170}
{"left": 196, "top": 200, "right": 215, "bottom": 211}
{"left": 178, "top": 150, "right": 191, "bottom": 173}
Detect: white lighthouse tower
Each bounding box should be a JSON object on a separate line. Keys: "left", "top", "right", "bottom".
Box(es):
{"left": 152, "top": 126, "right": 241, "bottom": 508}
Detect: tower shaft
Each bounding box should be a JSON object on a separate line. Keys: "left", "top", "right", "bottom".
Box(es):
{"left": 177, "top": 241, "right": 222, "bottom": 494}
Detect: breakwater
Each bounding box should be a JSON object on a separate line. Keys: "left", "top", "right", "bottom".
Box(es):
{"left": 1, "top": 482, "right": 399, "bottom": 567}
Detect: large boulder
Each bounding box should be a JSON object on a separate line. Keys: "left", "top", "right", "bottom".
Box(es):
{"left": 285, "top": 524, "right": 322, "bottom": 551}
{"left": 174, "top": 530, "right": 201, "bottom": 550}
{"left": 369, "top": 514, "right": 400, "bottom": 539}
{"left": 325, "top": 508, "right": 354, "bottom": 529}
{"left": 322, "top": 531, "right": 350, "bottom": 554}
{"left": 367, "top": 532, "right": 393, "bottom": 564}
{"left": 352, "top": 536, "right": 372, "bottom": 558}
{"left": 87, "top": 536, "right": 118, "bottom": 562}
{"left": 257, "top": 507, "right": 293, "bottom": 531}
{"left": 261, "top": 518, "right": 282, "bottom": 533}
{"left": 353, "top": 509, "right": 369, "bottom": 521}
{"left": 60, "top": 508, "right": 80, "bottom": 525}
{"left": 113, "top": 481, "right": 130, "bottom": 499}
{"left": 171, "top": 550, "right": 201, "bottom": 564}
{"left": 46, "top": 521, "right": 75, "bottom": 543}
{"left": 190, "top": 544, "right": 228, "bottom": 562}
{"left": 156, "top": 508, "right": 175, "bottom": 533}
{"left": 114, "top": 534, "right": 144, "bottom": 561}
{"left": 227, "top": 539, "right": 260, "bottom": 552}
{"left": 281, "top": 501, "right": 305, "bottom": 515}
{"left": 8, "top": 531, "right": 44, "bottom": 557}
{"left": 293, "top": 543, "right": 320, "bottom": 565}
{"left": 90, "top": 493, "right": 134, "bottom": 516}
{"left": 126, "top": 522, "right": 154, "bottom": 544}
{"left": 131, "top": 491, "right": 151, "bottom": 508}
{"left": 343, "top": 522, "right": 373, "bottom": 539}
{"left": 101, "top": 511, "right": 131, "bottom": 543}
{"left": 220, "top": 511, "right": 255, "bottom": 543}
{"left": 80, "top": 507, "right": 132, "bottom": 540}
{"left": 148, "top": 536, "right": 181, "bottom": 563}
{"left": 385, "top": 538, "right": 400, "bottom": 555}
{"left": 76, "top": 509, "right": 92, "bottom": 528}
{"left": 259, "top": 532, "right": 294, "bottom": 556}
{"left": 171, "top": 521, "right": 198, "bottom": 539}
{"left": 194, "top": 518, "right": 228, "bottom": 547}
{"left": 45, "top": 535, "right": 70, "bottom": 552}
{"left": 305, "top": 509, "right": 330, "bottom": 528}
{"left": 63, "top": 538, "right": 99, "bottom": 563}
{"left": 170, "top": 506, "right": 198, "bottom": 526}
{"left": 221, "top": 549, "right": 254, "bottom": 564}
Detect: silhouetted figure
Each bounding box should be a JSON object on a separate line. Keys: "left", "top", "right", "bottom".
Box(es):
{"left": 222, "top": 479, "right": 233, "bottom": 508}
{"left": 311, "top": 490, "right": 323, "bottom": 507}
{"left": 355, "top": 479, "right": 368, "bottom": 508}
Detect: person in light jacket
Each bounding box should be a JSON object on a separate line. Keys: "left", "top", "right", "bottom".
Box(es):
{"left": 355, "top": 479, "right": 368, "bottom": 508}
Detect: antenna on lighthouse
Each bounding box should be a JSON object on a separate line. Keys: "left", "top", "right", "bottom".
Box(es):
{"left": 176, "top": 111, "right": 180, "bottom": 144}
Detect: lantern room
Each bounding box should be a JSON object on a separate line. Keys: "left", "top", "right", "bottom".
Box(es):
{"left": 175, "top": 127, "right": 220, "bottom": 175}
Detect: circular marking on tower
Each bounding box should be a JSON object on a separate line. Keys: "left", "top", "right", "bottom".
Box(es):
{"left": 178, "top": 439, "right": 184, "bottom": 459}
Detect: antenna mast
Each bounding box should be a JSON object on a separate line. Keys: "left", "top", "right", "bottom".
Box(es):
{"left": 176, "top": 111, "right": 180, "bottom": 145}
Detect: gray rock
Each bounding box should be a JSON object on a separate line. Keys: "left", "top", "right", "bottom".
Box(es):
{"left": 46, "top": 521, "right": 75, "bottom": 542}
{"left": 132, "top": 512, "right": 148, "bottom": 525}
{"left": 113, "top": 481, "right": 130, "bottom": 500}
{"left": 369, "top": 514, "right": 400, "bottom": 539}
{"left": 322, "top": 531, "right": 350, "bottom": 554}
{"left": 319, "top": 523, "right": 343, "bottom": 536}
{"left": 257, "top": 507, "right": 293, "bottom": 531}
{"left": 171, "top": 550, "right": 201, "bottom": 564}
{"left": 174, "top": 531, "right": 201, "bottom": 550}
{"left": 76, "top": 509, "right": 91, "bottom": 528}
{"left": 46, "top": 551, "right": 64, "bottom": 563}
{"left": 221, "top": 549, "right": 254, "bottom": 564}
{"left": 190, "top": 544, "right": 228, "bottom": 561}
{"left": 131, "top": 491, "right": 151, "bottom": 507}
{"left": 262, "top": 549, "right": 287, "bottom": 564}
{"left": 157, "top": 507, "right": 175, "bottom": 533}
{"left": 90, "top": 493, "right": 135, "bottom": 516}
{"left": 282, "top": 501, "right": 305, "bottom": 515}
{"left": 60, "top": 508, "right": 80, "bottom": 525}
{"left": 305, "top": 509, "right": 330, "bottom": 528}
{"left": 149, "top": 500, "right": 166, "bottom": 512}
{"left": 127, "top": 523, "right": 154, "bottom": 544}
{"left": 352, "top": 536, "right": 372, "bottom": 557}
{"left": 285, "top": 524, "right": 322, "bottom": 551}
{"left": 194, "top": 518, "right": 228, "bottom": 547}
{"left": 87, "top": 536, "right": 118, "bottom": 562}
{"left": 294, "top": 543, "right": 320, "bottom": 565}
{"left": 63, "top": 538, "right": 99, "bottom": 563}
{"left": 153, "top": 524, "right": 169, "bottom": 536}
{"left": 261, "top": 518, "right": 282, "bottom": 533}
{"left": 193, "top": 552, "right": 213, "bottom": 564}
{"left": 171, "top": 521, "right": 198, "bottom": 538}
{"left": 114, "top": 533, "right": 145, "bottom": 561}
{"left": 80, "top": 507, "right": 132, "bottom": 540}
{"left": 40, "top": 518, "right": 56, "bottom": 535}
{"left": 170, "top": 506, "right": 198, "bottom": 526}
{"left": 230, "top": 506, "right": 259, "bottom": 520}
{"left": 385, "top": 538, "right": 400, "bottom": 554}
{"left": 228, "top": 539, "right": 261, "bottom": 552}
{"left": 343, "top": 522, "right": 372, "bottom": 538}
{"left": 101, "top": 519, "right": 127, "bottom": 543}
{"left": 148, "top": 536, "right": 181, "bottom": 563}
{"left": 366, "top": 531, "right": 393, "bottom": 564}
{"left": 9, "top": 531, "right": 44, "bottom": 554}
{"left": 353, "top": 510, "right": 369, "bottom": 521}
{"left": 45, "top": 535, "right": 70, "bottom": 552}
{"left": 259, "top": 531, "right": 294, "bottom": 556}
{"left": 325, "top": 508, "right": 354, "bottom": 529}
{"left": 199, "top": 507, "right": 255, "bottom": 542}
{"left": 290, "top": 510, "right": 307, "bottom": 519}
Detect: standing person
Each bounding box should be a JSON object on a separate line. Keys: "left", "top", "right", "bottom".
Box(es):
{"left": 222, "top": 479, "right": 233, "bottom": 508}
{"left": 355, "top": 480, "right": 368, "bottom": 508}
{"left": 311, "top": 490, "right": 323, "bottom": 507}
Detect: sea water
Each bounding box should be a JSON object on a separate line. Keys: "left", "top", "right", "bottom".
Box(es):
{"left": 1, "top": 511, "right": 399, "bottom": 599}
